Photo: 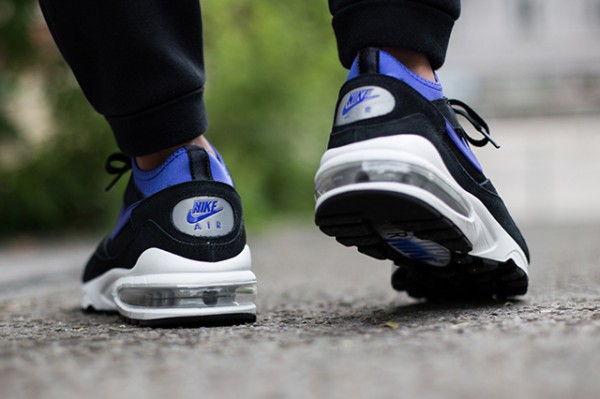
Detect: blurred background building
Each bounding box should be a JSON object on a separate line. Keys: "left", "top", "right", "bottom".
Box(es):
{"left": 0, "top": 0, "right": 599, "bottom": 237}
{"left": 441, "top": 0, "right": 600, "bottom": 225}
{"left": 442, "top": 0, "right": 600, "bottom": 116}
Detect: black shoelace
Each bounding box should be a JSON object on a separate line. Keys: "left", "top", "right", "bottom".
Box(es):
{"left": 104, "top": 153, "right": 132, "bottom": 191}
{"left": 448, "top": 99, "right": 500, "bottom": 149}
{"left": 102, "top": 100, "right": 496, "bottom": 192}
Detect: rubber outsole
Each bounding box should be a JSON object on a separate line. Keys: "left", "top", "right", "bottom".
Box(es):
{"left": 83, "top": 306, "right": 256, "bottom": 328}
{"left": 315, "top": 190, "right": 528, "bottom": 300}
{"left": 125, "top": 313, "right": 257, "bottom": 327}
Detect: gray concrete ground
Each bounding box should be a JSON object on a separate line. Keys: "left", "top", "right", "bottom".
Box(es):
{"left": 1, "top": 223, "right": 599, "bottom": 399}
{"left": 1, "top": 114, "right": 599, "bottom": 399}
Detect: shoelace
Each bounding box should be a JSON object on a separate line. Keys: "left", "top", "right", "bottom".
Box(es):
{"left": 105, "top": 153, "right": 132, "bottom": 191}
{"left": 448, "top": 99, "right": 500, "bottom": 149}
{"left": 102, "top": 100, "right": 495, "bottom": 191}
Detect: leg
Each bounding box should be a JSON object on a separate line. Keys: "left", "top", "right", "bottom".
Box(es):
{"left": 39, "top": 0, "right": 208, "bottom": 158}
{"left": 316, "top": 0, "right": 530, "bottom": 299}
{"left": 329, "top": 0, "right": 460, "bottom": 70}
{"left": 40, "top": 0, "right": 256, "bottom": 325}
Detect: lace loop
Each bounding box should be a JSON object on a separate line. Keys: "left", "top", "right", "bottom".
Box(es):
{"left": 105, "top": 153, "right": 132, "bottom": 191}
{"left": 448, "top": 99, "right": 500, "bottom": 149}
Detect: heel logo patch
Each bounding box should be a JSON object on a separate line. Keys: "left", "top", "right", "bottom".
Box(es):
{"left": 172, "top": 197, "right": 234, "bottom": 237}
{"left": 336, "top": 86, "right": 395, "bottom": 126}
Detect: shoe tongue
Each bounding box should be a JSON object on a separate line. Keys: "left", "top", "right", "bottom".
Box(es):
{"left": 347, "top": 48, "right": 444, "bottom": 101}
{"left": 132, "top": 145, "right": 233, "bottom": 198}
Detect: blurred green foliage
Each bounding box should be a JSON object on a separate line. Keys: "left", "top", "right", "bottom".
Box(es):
{"left": 0, "top": 0, "right": 345, "bottom": 236}
{"left": 0, "top": 0, "right": 35, "bottom": 141}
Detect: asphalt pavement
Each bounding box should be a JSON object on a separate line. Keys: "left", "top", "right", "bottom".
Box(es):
{"left": 1, "top": 223, "right": 599, "bottom": 399}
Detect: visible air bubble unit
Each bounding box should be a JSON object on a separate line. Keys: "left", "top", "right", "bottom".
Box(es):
{"left": 117, "top": 283, "right": 257, "bottom": 309}
{"left": 315, "top": 161, "right": 469, "bottom": 217}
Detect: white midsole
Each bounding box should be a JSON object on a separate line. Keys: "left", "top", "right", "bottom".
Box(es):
{"left": 82, "top": 245, "right": 256, "bottom": 320}
{"left": 315, "top": 135, "right": 529, "bottom": 275}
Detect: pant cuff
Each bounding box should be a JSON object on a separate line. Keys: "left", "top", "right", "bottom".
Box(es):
{"left": 107, "top": 87, "right": 207, "bottom": 156}
{"left": 332, "top": 0, "right": 457, "bottom": 70}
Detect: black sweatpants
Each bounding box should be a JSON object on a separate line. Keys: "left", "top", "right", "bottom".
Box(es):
{"left": 39, "top": 0, "right": 460, "bottom": 156}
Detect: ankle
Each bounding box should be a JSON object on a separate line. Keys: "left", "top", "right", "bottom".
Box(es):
{"left": 383, "top": 48, "right": 435, "bottom": 82}
{"left": 135, "top": 135, "right": 216, "bottom": 171}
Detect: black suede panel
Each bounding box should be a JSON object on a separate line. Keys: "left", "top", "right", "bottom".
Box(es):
{"left": 83, "top": 181, "right": 246, "bottom": 282}
{"left": 122, "top": 176, "right": 144, "bottom": 209}
{"left": 432, "top": 98, "right": 461, "bottom": 128}
{"left": 329, "top": 114, "right": 437, "bottom": 148}
{"left": 185, "top": 145, "right": 213, "bottom": 182}
{"left": 359, "top": 47, "right": 380, "bottom": 74}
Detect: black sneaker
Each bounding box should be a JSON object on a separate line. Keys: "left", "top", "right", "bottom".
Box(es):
{"left": 82, "top": 145, "right": 257, "bottom": 325}
{"left": 315, "top": 48, "right": 529, "bottom": 300}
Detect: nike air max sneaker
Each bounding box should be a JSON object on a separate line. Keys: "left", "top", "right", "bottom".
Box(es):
{"left": 82, "top": 145, "right": 257, "bottom": 325}
{"left": 315, "top": 48, "right": 530, "bottom": 299}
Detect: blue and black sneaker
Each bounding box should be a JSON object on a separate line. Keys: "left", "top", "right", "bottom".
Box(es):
{"left": 82, "top": 144, "right": 257, "bottom": 325}
{"left": 315, "top": 48, "right": 529, "bottom": 299}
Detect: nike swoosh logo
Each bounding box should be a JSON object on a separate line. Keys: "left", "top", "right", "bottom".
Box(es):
{"left": 342, "top": 102, "right": 360, "bottom": 116}
{"left": 341, "top": 94, "right": 379, "bottom": 117}
{"left": 186, "top": 207, "right": 223, "bottom": 224}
